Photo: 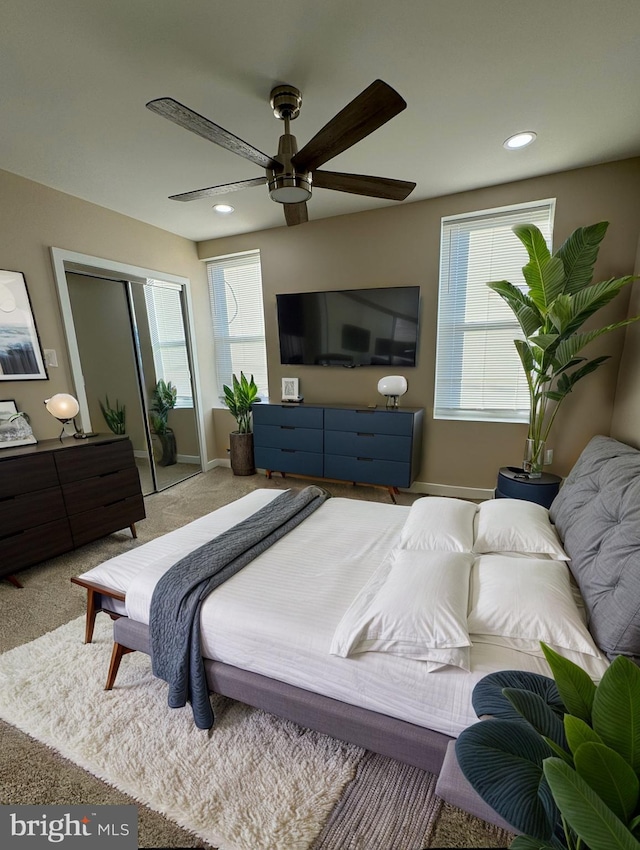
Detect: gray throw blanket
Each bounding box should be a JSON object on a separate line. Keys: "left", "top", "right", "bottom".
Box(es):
{"left": 150, "top": 485, "right": 331, "bottom": 729}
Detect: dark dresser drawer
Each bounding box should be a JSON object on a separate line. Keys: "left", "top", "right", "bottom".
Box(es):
{"left": 324, "top": 430, "right": 411, "bottom": 462}
{"left": 69, "top": 494, "right": 145, "bottom": 547}
{"left": 324, "top": 454, "right": 411, "bottom": 488}
{"left": 254, "top": 424, "right": 323, "bottom": 452}
{"left": 253, "top": 404, "right": 323, "bottom": 429}
{"left": 55, "top": 440, "right": 134, "bottom": 483}
{"left": 0, "top": 519, "right": 73, "bottom": 574}
{"left": 254, "top": 447, "right": 324, "bottom": 478}
{"left": 62, "top": 467, "right": 142, "bottom": 515}
{"left": 0, "top": 454, "right": 58, "bottom": 499}
{"left": 324, "top": 408, "right": 414, "bottom": 436}
{"left": 0, "top": 487, "right": 67, "bottom": 536}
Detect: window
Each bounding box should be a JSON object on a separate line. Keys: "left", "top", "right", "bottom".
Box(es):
{"left": 434, "top": 200, "right": 555, "bottom": 422}
{"left": 144, "top": 282, "right": 193, "bottom": 408}
{"left": 206, "top": 250, "right": 269, "bottom": 398}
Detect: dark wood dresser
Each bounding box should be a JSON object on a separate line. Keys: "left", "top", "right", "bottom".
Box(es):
{"left": 0, "top": 434, "right": 145, "bottom": 584}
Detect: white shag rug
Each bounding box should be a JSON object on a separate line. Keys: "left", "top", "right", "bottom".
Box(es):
{"left": 0, "top": 616, "right": 364, "bottom": 850}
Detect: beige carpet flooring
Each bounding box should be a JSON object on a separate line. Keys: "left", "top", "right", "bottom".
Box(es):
{"left": 0, "top": 468, "right": 512, "bottom": 849}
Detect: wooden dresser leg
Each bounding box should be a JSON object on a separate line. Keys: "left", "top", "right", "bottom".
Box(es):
{"left": 5, "top": 575, "right": 23, "bottom": 588}
{"left": 388, "top": 486, "right": 398, "bottom": 504}
{"left": 105, "top": 643, "right": 135, "bottom": 690}
{"left": 129, "top": 523, "right": 137, "bottom": 539}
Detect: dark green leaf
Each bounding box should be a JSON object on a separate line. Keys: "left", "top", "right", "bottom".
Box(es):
{"left": 543, "top": 758, "right": 640, "bottom": 850}
{"left": 543, "top": 735, "right": 574, "bottom": 766}
{"left": 511, "top": 836, "right": 558, "bottom": 849}
{"left": 488, "top": 280, "right": 543, "bottom": 337}
{"left": 456, "top": 720, "right": 558, "bottom": 839}
{"left": 472, "top": 670, "right": 564, "bottom": 721}
{"left": 565, "top": 715, "right": 604, "bottom": 754}
{"left": 555, "top": 222, "right": 609, "bottom": 294}
{"left": 592, "top": 656, "right": 640, "bottom": 773}
{"left": 504, "top": 688, "right": 568, "bottom": 750}
{"left": 541, "top": 643, "right": 596, "bottom": 723}
{"left": 574, "top": 742, "right": 639, "bottom": 823}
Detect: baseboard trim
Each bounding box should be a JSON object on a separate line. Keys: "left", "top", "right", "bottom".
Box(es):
{"left": 206, "top": 458, "right": 231, "bottom": 471}
{"left": 408, "top": 481, "right": 494, "bottom": 501}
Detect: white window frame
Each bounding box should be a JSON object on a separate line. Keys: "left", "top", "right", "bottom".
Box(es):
{"left": 206, "top": 250, "right": 269, "bottom": 399}
{"left": 144, "top": 281, "right": 193, "bottom": 408}
{"left": 434, "top": 199, "right": 555, "bottom": 423}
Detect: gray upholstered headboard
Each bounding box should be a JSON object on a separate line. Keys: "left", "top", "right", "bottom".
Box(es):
{"left": 550, "top": 435, "right": 640, "bottom": 662}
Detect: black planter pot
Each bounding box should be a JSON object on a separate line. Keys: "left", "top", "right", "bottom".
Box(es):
{"left": 229, "top": 431, "right": 255, "bottom": 476}
{"left": 153, "top": 429, "right": 177, "bottom": 467}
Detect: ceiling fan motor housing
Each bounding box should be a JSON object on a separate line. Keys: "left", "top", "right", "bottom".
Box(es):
{"left": 268, "top": 130, "right": 312, "bottom": 204}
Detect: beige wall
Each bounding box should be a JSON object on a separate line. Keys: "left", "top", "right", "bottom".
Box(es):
{"left": 199, "top": 158, "right": 640, "bottom": 487}
{"left": 611, "top": 235, "right": 640, "bottom": 448}
{"left": 0, "top": 168, "right": 218, "bottom": 461}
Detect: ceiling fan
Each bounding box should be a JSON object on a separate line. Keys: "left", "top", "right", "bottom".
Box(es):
{"left": 146, "top": 80, "right": 416, "bottom": 226}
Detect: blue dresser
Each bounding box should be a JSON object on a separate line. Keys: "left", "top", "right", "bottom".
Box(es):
{"left": 252, "top": 402, "right": 424, "bottom": 501}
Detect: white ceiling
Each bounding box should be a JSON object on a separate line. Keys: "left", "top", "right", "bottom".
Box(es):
{"left": 4, "top": 0, "right": 640, "bottom": 242}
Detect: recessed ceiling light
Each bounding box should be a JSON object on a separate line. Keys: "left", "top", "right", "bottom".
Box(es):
{"left": 213, "top": 203, "right": 235, "bottom": 214}
{"left": 503, "top": 131, "right": 537, "bottom": 150}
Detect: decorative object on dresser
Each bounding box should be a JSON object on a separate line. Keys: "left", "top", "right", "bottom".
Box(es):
{"left": 0, "top": 434, "right": 144, "bottom": 588}
{"left": 0, "top": 400, "right": 36, "bottom": 448}
{"left": 44, "top": 392, "right": 80, "bottom": 439}
{"left": 222, "top": 372, "right": 259, "bottom": 476}
{"left": 0, "top": 270, "right": 48, "bottom": 381}
{"left": 487, "top": 221, "right": 639, "bottom": 477}
{"left": 281, "top": 376, "right": 301, "bottom": 402}
{"left": 252, "top": 401, "right": 423, "bottom": 502}
{"left": 377, "top": 375, "right": 408, "bottom": 408}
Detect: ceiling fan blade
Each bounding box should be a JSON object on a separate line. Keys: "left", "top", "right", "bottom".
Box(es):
{"left": 313, "top": 170, "right": 415, "bottom": 201}
{"left": 169, "top": 177, "right": 267, "bottom": 202}
{"left": 292, "top": 80, "right": 406, "bottom": 173}
{"left": 146, "top": 97, "right": 280, "bottom": 170}
{"left": 284, "top": 202, "right": 308, "bottom": 226}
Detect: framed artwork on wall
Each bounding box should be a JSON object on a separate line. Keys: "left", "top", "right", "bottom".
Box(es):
{"left": 0, "top": 270, "right": 48, "bottom": 380}
{"left": 281, "top": 377, "right": 300, "bottom": 401}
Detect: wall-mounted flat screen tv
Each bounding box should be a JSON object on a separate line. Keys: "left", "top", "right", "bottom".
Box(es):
{"left": 276, "top": 285, "right": 420, "bottom": 367}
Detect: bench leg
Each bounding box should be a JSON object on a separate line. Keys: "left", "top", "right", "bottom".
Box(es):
{"left": 105, "top": 642, "right": 135, "bottom": 690}
{"left": 5, "top": 575, "right": 23, "bottom": 588}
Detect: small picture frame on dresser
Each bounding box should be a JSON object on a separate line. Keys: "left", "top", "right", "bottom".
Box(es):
{"left": 0, "top": 399, "right": 37, "bottom": 448}
{"left": 281, "top": 377, "right": 300, "bottom": 401}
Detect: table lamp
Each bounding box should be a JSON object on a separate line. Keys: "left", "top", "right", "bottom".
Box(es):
{"left": 44, "top": 393, "right": 80, "bottom": 440}
{"left": 377, "top": 376, "right": 408, "bottom": 409}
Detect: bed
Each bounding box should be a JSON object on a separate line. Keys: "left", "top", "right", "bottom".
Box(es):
{"left": 72, "top": 434, "right": 640, "bottom": 822}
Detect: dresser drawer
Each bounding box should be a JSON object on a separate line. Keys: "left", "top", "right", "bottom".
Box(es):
{"left": 55, "top": 440, "right": 134, "bottom": 483}
{"left": 0, "top": 453, "right": 58, "bottom": 499}
{"left": 324, "top": 454, "right": 411, "bottom": 488}
{"left": 0, "top": 487, "right": 67, "bottom": 536}
{"left": 254, "top": 447, "right": 324, "bottom": 477}
{"left": 69, "top": 494, "right": 145, "bottom": 547}
{"left": 254, "top": 424, "right": 323, "bottom": 453}
{"left": 324, "top": 430, "right": 411, "bottom": 462}
{"left": 253, "top": 404, "right": 323, "bottom": 429}
{"left": 0, "top": 518, "right": 73, "bottom": 574}
{"left": 324, "top": 408, "right": 414, "bottom": 436}
{"left": 62, "top": 467, "right": 142, "bottom": 515}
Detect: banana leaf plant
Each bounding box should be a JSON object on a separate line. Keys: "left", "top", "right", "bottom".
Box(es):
{"left": 222, "top": 372, "right": 259, "bottom": 433}
{"left": 456, "top": 643, "right": 640, "bottom": 849}
{"left": 488, "top": 221, "right": 638, "bottom": 475}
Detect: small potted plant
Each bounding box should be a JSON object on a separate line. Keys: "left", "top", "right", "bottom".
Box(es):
{"left": 488, "top": 221, "right": 639, "bottom": 476}
{"left": 149, "top": 379, "right": 177, "bottom": 466}
{"left": 222, "top": 372, "right": 259, "bottom": 475}
{"left": 99, "top": 395, "right": 126, "bottom": 435}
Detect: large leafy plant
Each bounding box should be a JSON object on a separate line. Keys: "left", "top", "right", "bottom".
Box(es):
{"left": 99, "top": 395, "right": 126, "bottom": 434}
{"left": 149, "top": 379, "right": 177, "bottom": 435}
{"left": 456, "top": 643, "right": 640, "bottom": 849}
{"left": 222, "top": 372, "right": 258, "bottom": 433}
{"left": 489, "top": 221, "right": 638, "bottom": 474}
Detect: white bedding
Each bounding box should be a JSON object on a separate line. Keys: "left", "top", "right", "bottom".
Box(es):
{"left": 78, "top": 491, "right": 609, "bottom": 739}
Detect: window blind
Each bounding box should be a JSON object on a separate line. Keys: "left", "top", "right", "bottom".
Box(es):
{"left": 434, "top": 200, "right": 555, "bottom": 422}
{"left": 144, "top": 282, "right": 193, "bottom": 408}
{"left": 206, "top": 250, "right": 269, "bottom": 398}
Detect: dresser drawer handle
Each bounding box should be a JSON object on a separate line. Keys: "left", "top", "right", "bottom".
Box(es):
{"left": 99, "top": 470, "right": 120, "bottom": 478}
{"left": 279, "top": 425, "right": 296, "bottom": 430}
{"left": 281, "top": 449, "right": 297, "bottom": 453}
{"left": 355, "top": 410, "right": 374, "bottom": 414}
{"left": 356, "top": 432, "right": 374, "bottom": 437}
{"left": 356, "top": 457, "right": 373, "bottom": 462}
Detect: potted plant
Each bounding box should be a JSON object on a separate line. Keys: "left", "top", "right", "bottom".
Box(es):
{"left": 149, "top": 379, "right": 177, "bottom": 466}
{"left": 99, "top": 395, "right": 126, "bottom": 435}
{"left": 223, "top": 372, "right": 259, "bottom": 475}
{"left": 488, "top": 222, "right": 638, "bottom": 476}
{"left": 456, "top": 642, "right": 640, "bottom": 849}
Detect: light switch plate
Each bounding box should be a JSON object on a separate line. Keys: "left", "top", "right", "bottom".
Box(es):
{"left": 44, "top": 349, "right": 58, "bottom": 367}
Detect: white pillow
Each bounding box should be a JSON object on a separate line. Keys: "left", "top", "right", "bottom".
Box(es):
{"left": 473, "top": 499, "right": 569, "bottom": 560}
{"left": 467, "top": 554, "right": 600, "bottom": 657}
{"left": 399, "top": 496, "right": 477, "bottom": 552}
{"left": 330, "top": 548, "right": 473, "bottom": 667}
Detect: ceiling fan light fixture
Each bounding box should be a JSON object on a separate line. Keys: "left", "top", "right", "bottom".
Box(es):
{"left": 268, "top": 174, "right": 312, "bottom": 204}
{"left": 213, "top": 203, "right": 235, "bottom": 214}
{"left": 503, "top": 131, "right": 537, "bottom": 150}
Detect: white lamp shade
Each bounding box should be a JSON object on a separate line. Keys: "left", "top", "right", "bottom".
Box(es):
{"left": 45, "top": 393, "right": 80, "bottom": 420}
{"left": 377, "top": 376, "right": 408, "bottom": 397}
